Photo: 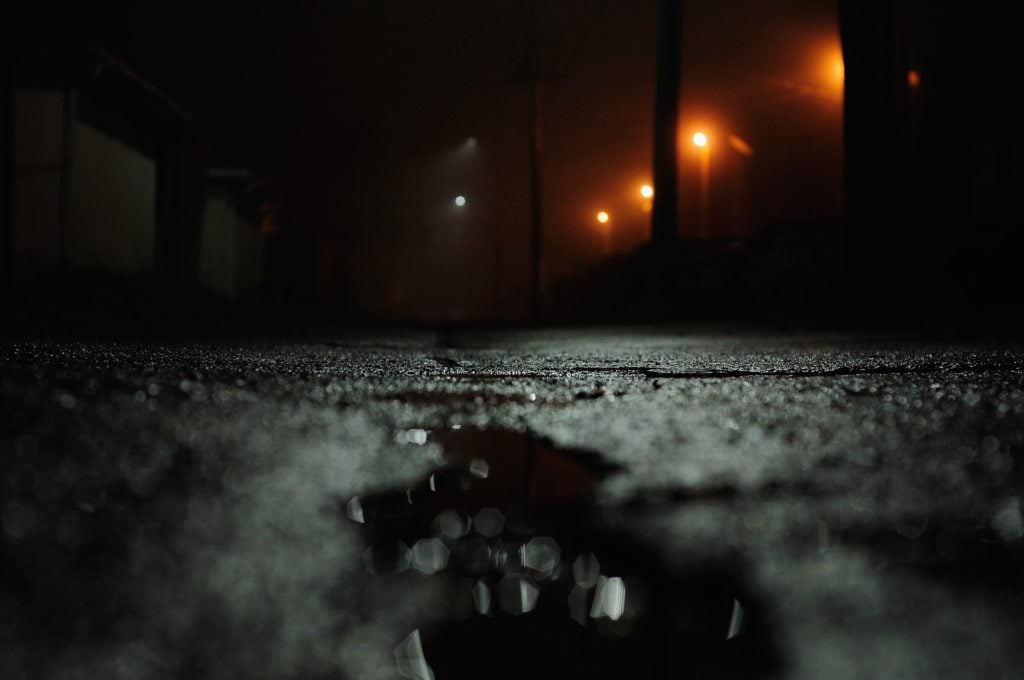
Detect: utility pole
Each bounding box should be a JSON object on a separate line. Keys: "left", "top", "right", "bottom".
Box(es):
{"left": 0, "top": 88, "right": 14, "bottom": 283}
{"left": 511, "top": 1, "right": 591, "bottom": 318}
{"left": 58, "top": 88, "right": 77, "bottom": 274}
{"left": 651, "top": 0, "right": 683, "bottom": 248}
{"left": 526, "top": 0, "right": 544, "bottom": 320}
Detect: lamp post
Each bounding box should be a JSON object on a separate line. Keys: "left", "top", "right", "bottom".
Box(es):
{"left": 596, "top": 210, "right": 612, "bottom": 255}
{"left": 692, "top": 131, "right": 710, "bottom": 237}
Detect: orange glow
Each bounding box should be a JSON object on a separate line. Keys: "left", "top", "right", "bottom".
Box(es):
{"left": 692, "top": 131, "right": 708, "bottom": 148}
{"left": 907, "top": 69, "right": 921, "bottom": 88}
{"left": 728, "top": 135, "right": 754, "bottom": 157}
{"left": 596, "top": 211, "right": 610, "bottom": 224}
{"left": 820, "top": 41, "right": 844, "bottom": 92}
{"left": 640, "top": 184, "right": 654, "bottom": 199}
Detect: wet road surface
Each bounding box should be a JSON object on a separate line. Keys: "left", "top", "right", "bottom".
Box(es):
{"left": 1, "top": 329, "right": 1023, "bottom": 678}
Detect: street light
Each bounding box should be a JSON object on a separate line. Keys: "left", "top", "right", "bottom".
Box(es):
{"left": 819, "top": 44, "right": 845, "bottom": 100}
{"left": 454, "top": 195, "right": 467, "bottom": 207}
{"left": 832, "top": 58, "right": 844, "bottom": 85}
{"left": 692, "top": 131, "right": 710, "bottom": 237}
{"left": 640, "top": 184, "right": 654, "bottom": 213}
{"left": 596, "top": 211, "right": 612, "bottom": 254}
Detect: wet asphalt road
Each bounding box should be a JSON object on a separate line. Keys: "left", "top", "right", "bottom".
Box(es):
{"left": 1, "top": 329, "right": 1023, "bottom": 679}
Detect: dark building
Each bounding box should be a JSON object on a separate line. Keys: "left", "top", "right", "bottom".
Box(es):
{"left": 840, "top": 1, "right": 1023, "bottom": 318}
{"left": 200, "top": 167, "right": 264, "bottom": 301}
{"left": 0, "top": 47, "right": 204, "bottom": 286}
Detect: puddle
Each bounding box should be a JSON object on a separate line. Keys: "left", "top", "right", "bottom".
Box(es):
{"left": 345, "top": 428, "right": 779, "bottom": 679}
{"left": 379, "top": 390, "right": 554, "bottom": 407}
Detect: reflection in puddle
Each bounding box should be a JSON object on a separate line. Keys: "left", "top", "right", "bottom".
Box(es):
{"left": 847, "top": 517, "right": 1024, "bottom": 590}
{"left": 345, "top": 428, "right": 778, "bottom": 679}
{"left": 381, "top": 388, "right": 560, "bottom": 408}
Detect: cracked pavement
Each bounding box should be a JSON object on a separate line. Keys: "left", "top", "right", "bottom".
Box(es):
{"left": 1, "top": 329, "right": 1023, "bottom": 678}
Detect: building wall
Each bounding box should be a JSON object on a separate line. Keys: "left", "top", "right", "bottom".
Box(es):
{"left": 12, "top": 90, "right": 158, "bottom": 276}
{"left": 200, "top": 193, "right": 263, "bottom": 298}
{"left": 12, "top": 90, "right": 64, "bottom": 275}
{"left": 70, "top": 119, "right": 156, "bottom": 273}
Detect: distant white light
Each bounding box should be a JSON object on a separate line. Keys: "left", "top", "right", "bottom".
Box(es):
{"left": 454, "top": 195, "right": 467, "bottom": 207}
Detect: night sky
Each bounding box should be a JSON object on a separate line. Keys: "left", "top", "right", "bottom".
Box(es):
{"left": 6, "top": 0, "right": 841, "bottom": 319}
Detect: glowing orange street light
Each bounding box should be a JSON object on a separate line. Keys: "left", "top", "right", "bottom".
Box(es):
{"left": 596, "top": 210, "right": 610, "bottom": 224}
{"left": 833, "top": 58, "right": 845, "bottom": 84}
{"left": 692, "top": 131, "right": 708, "bottom": 148}
{"left": 639, "top": 184, "right": 654, "bottom": 212}
{"left": 821, "top": 43, "right": 845, "bottom": 98}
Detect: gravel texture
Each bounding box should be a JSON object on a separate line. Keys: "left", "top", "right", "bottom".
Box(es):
{"left": 2, "top": 329, "right": 1022, "bottom": 678}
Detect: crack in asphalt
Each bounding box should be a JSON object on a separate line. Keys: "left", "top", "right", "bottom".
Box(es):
{"left": 416, "top": 361, "right": 1022, "bottom": 385}
{"left": 431, "top": 356, "right": 464, "bottom": 369}
{"left": 566, "top": 362, "right": 1022, "bottom": 379}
